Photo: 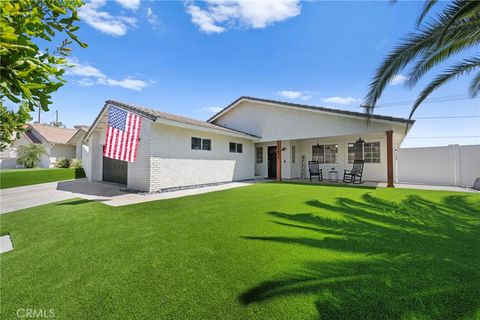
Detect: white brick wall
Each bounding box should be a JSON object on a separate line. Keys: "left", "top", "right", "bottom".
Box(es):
{"left": 148, "top": 123, "right": 254, "bottom": 191}
{"left": 127, "top": 119, "right": 152, "bottom": 191}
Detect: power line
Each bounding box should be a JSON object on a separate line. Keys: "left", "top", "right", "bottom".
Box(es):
{"left": 360, "top": 94, "right": 477, "bottom": 109}
{"left": 414, "top": 115, "right": 480, "bottom": 119}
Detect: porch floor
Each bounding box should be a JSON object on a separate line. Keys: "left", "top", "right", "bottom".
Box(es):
{"left": 286, "top": 178, "right": 477, "bottom": 193}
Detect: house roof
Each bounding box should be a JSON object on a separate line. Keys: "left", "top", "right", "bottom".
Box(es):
{"left": 207, "top": 96, "right": 416, "bottom": 125}
{"left": 23, "top": 131, "right": 42, "bottom": 144}
{"left": 74, "top": 125, "right": 90, "bottom": 132}
{"left": 85, "top": 100, "right": 260, "bottom": 140}
{"left": 29, "top": 124, "right": 78, "bottom": 144}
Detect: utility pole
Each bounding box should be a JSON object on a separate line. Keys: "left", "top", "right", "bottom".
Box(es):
{"left": 55, "top": 110, "right": 58, "bottom": 127}
{"left": 37, "top": 107, "right": 41, "bottom": 124}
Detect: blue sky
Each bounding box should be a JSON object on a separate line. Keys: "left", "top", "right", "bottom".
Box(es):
{"left": 38, "top": 0, "right": 479, "bottom": 147}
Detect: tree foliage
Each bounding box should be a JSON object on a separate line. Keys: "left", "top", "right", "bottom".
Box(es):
{"left": 16, "top": 143, "right": 47, "bottom": 168}
{"left": 0, "top": 0, "right": 87, "bottom": 150}
{"left": 364, "top": 0, "right": 480, "bottom": 121}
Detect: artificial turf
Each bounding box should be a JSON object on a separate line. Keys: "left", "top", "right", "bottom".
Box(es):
{"left": 0, "top": 168, "right": 85, "bottom": 189}
{"left": 0, "top": 183, "right": 479, "bottom": 319}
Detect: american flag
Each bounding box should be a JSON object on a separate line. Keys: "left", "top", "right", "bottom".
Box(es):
{"left": 103, "top": 106, "right": 142, "bottom": 162}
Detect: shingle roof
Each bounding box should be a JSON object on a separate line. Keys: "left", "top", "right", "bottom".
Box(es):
{"left": 207, "top": 96, "right": 416, "bottom": 124}
{"left": 74, "top": 125, "right": 90, "bottom": 132}
{"left": 103, "top": 100, "right": 260, "bottom": 138}
{"left": 23, "top": 131, "right": 42, "bottom": 144}
{"left": 30, "top": 124, "right": 77, "bottom": 144}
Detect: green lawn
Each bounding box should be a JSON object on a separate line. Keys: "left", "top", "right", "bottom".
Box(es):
{"left": 0, "top": 168, "right": 85, "bottom": 189}
{"left": 1, "top": 183, "right": 479, "bottom": 319}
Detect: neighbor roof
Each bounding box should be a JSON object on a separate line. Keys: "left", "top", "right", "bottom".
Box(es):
{"left": 85, "top": 100, "right": 260, "bottom": 140}
{"left": 29, "top": 124, "right": 78, "bottom": 144}
{"left": 207, "top": 96, "right": 416, "bottom": 124}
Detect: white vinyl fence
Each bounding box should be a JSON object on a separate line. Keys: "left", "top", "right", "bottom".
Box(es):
{"left": 396, "top": 144, "right": 480, "bottom": 187}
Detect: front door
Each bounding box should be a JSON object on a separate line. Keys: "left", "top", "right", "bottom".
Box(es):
{"left": 268, "top": 146, "right": 277, "bottom": 179}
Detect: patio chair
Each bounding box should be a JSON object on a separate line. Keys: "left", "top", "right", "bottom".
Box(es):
{"left": 309, "top": 161, "right": 323, "bottom": 181}
{"left": 343, "top": 160, "right": 364, "bottom": 184}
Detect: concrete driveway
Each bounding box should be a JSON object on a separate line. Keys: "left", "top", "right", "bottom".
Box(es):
{"left": 0, "top": 178, "right": 254, "bottom": 214}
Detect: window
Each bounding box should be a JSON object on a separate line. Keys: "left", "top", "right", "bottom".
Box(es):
{"left": 202, "top": 139, "right": 211, "bottom": 151}
{"left": 312, "top": 144, "right": 337, "bottom": 164}
{"left": 256, "top": 147, "right": 263, "bottom": 163}
{"left": 191, "top": 137, "right": 201, "bottom": 150}
{"left": 229, "top": 142, "right": 243, "bottom": 153}
{"left": 364, "top": 142, "right": 380, "bottom": 163}
{"left": 348, "top": 141, "right": 380, "bottom": 163}
{"left": 291, "top": 145, "right": 296, "bottom": 164}
{"left": 192, "top": 137, "right": 211, "bottom": 151}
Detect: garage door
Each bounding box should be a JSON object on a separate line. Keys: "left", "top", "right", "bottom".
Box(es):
{"left": 103, "top": 157, "right": 127, "bottom": 185}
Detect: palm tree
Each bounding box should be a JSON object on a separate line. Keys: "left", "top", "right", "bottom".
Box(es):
{"left": 364, "top": 0, "right": 480, "bottom": 122}
{"left": 16, "top": 144, "right": 47, "bottom": 168}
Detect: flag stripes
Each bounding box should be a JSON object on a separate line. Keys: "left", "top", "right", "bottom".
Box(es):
{"left": 103, "top": 106, "right": 142, "bottom": 162}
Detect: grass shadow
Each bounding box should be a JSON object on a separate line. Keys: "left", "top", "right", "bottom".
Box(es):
{"left": 240, "top": 193, "right": 480, "bottom": 319}
{"left": 278, "top": 180, "right": 378, "bottom": 190}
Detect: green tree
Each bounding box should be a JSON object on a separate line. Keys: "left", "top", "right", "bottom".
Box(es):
{"left": 16, "top": 144, "right": 47, "bottom": 168}
{"left": 0, "top": 0, "right": 87, "bottom": 150}
{"left": 364, "top": 0, "right": 480, "bottom": 121}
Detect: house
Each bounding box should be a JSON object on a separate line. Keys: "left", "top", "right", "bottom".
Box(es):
{"left": 83, "top": 97, "right": 414, "bottom": 192}
{"left": 2, "top": 124, "right": 89, "bottom": 168}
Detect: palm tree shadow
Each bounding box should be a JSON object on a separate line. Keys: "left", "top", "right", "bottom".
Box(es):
{"left": 239, "top": 193, "right": 480, "bottom": 319}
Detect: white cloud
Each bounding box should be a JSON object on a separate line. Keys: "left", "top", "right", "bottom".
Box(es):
{"left": 66, "top": 58, "right": 152, "bottom": 91}
{"left": 147, "top": 7, "right": 160, "bottom": 27}
{"left": 321, "top": 96, "right": 358, "bottom": 105}
{"left": 186, "top": 0, "right": 301, "bottom": 34}
{"left": 78, "top": 0, "right": 137, "bottom": 36}
{"left": 115, "top": 0, "right": 140, "bottom": 10}
{"left": 279, "top": 90, "right": 302, "bottom": 99}
{"left": 201, "top": 106, "right": 223, "bottom": 113}
{"left": 390, "top": 74, "right": 408, "bottom": 86}
{"left": 278, "top": 90, "right": 313, "bottom": 100}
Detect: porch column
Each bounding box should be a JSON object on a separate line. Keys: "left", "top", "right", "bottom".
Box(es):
{"left": 276, "top": 140, "right": 282, "bottom": 181}
{"left": 386, "top": 130, "right": 394, "bottom": 188}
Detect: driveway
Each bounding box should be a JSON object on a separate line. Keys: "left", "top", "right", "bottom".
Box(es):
{"left": 0, "top": 178, "right": 255, "bottom": 214}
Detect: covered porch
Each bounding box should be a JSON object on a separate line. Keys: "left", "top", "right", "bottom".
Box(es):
{"left": 253, "top": 130, "right": 398, "bottom": 187}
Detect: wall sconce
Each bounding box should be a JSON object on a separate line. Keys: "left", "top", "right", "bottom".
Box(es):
{"left": 281, "top": 147, "right": 286, "bottom": 151}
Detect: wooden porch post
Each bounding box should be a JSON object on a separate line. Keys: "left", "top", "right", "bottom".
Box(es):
{"left": 386, "top": 130, "right": 394, "bottom": 188}
{"left": 276, "top": 140, "right": 282, "bottom": 181}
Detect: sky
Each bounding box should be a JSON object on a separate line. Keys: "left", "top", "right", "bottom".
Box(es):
{"left": 34, "top": 0, "right": 479, "bottom": 148}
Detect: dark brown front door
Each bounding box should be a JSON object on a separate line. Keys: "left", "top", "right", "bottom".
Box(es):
{"left": 268, "top": 146, "right": 277, "bottom": 179}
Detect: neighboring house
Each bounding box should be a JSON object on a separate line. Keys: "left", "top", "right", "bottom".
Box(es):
{"left": 83, "top": 97, "right": 414, "bottom": 191}
{"left": 3, "top": 124, "right": 89, "bottom": 168}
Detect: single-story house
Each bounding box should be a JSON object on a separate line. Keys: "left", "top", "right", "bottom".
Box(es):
{"left": 3, "top": 124, "right": 89, "bottom": 168}
{"left": 83, "top": 97, "right": 414, "bottom": 191}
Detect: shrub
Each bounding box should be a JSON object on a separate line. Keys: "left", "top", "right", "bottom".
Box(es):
{"left": 55, "top": 157, "right": 71, "bottom": 168}
{"left": 16, "top": 144, "right": 47, "bottom": 168}
{"left": 70, "top": 158, "right": 82, "bottom": 169}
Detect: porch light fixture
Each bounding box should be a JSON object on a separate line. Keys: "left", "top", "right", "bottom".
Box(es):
{"left": 355, "top": 137, "right": 365, "bottom": 144}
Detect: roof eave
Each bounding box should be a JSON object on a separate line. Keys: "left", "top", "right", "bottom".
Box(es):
{"left": 208, "top": 96, "right": 415, "bottom": 125}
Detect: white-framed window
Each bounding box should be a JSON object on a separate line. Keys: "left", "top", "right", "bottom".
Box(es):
{"left": 312, "top": 144, "right": 338, "bottom": 164}
{"left": 229, "top": 142, "right": 243, "bottom": 153}
{"left": 192, "top": 137, "right": 211, "bottom": 151}
{"left": 291, "top": 145, "right": 296, "bottom": 164}
{"left": 256, "top": 147, "right": 263, "bottom": 163}
{"left": 348, "top": 141, "right": 380, "bottom": 163}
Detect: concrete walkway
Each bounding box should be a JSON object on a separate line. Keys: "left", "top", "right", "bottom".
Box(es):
{"left": 288, "top": 178, "right": 477, "bottom": 193}
{"left": 0, "top": 178, "right": 255, "bottom": 214}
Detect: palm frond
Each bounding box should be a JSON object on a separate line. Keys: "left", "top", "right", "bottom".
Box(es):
{"left": 416, "top": 0, "right": 438, "bottom": 27}
{"left": 438, "top": 0, "right": 480, "bottom": 45}
{"left": 469, "top": 71, "right": 480, "bottom": 97}
{"left": 407, "top": 24, "right": 480, "bottom": 88}
{"left": 409, "top": 56, "right": 480, "bottom": 120}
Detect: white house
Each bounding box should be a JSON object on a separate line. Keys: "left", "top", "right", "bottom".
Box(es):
{"left": 83, "top": 97, "right": 414, "bottom": 192}
{"left": 1, "top": 124, "right": 88, "bottom": 168}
